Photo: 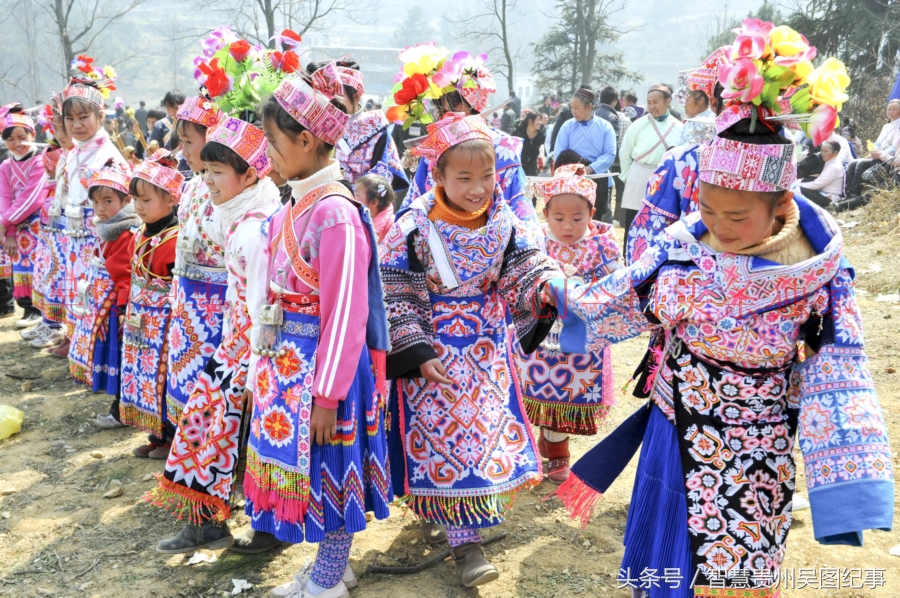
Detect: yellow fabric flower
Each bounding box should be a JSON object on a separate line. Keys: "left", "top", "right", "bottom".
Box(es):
{"left": 401, "top": 45, "right": 448, "bottom": 77}
{"left": 807, "top": 58, "right": 851, "bottom": 111}
{"left": 769, "top": 26, "right": 810, "bottom": 57}
{"left": 103, "top": 65, "right": 117, "bottom": 79}
{"left": 791, "top": 60, "right": 813, "bottom": 84}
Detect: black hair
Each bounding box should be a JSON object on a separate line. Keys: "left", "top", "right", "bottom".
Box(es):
{"left": 176, "top": 118, "right": 208, "bottom": 138}
{"left": 823, "top": 140, "right": 841, "bottom": 153}
{"left": 599, "top": 85, "right": 618, "bottom": 105}
{"left": 648, "top": 84, "right": 672, "bottom": 100}
{"left": 439, "top": 90, "right": 476, "bottom": 115}
{"left": 129, "top": 176, "right": 169, "bottom": 199}
{"left": 139, "top": 100, "right": 146, "bottom": 107}
{"left": 88, "top": 184, "right": 128, "bottom": 202}
{"left": 1, "top": 105, "right": 31, "bottom": 140}
{"left": 713, "top": 83, "right": 725, "bottom": 115}
{"left": 146, "top": 108, "right": 166, "bottom": 121}
{"left": 306, "top": 59, "right": 362, "bottom": 110}
{"left": 163, "top": 90, "right": 186, "bottom": 108}
{"left": 259, "top": 85, "right": 348, "bottom": 154}
{"left": 435, "top": 138, "right": 495, "bottom": 175}
{"left": 355, "top": 174, "right": 394, "bottom": 212}
{"left": 200, "top": 140, "right": 251, "bottom": 175}
{"left": 554, "top": 149, "right": 590, "bottom": 170}
{"left": 62, "top": 95, "right": 102, "bottom": 120}
{"left": 624, "top": 91, "right": 638, "bottom": 104}
{"left": 513, "top": 112, "right": 540, "bottom": 138}
{"left": 572, "top": 87, "right": 596, "bottom": 108}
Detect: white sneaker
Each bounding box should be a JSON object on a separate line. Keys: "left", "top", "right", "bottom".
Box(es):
{"left": 289, "top": 581, "right": 349, "bottom": 598}
{"left": 31, "top": 327, "right": 65, "bottom": 349}
{"left": 15, "top": 312, "right": 42, "bottom": 329}
{"left": 271, "top": 564, "right": 357, "bottom": 597}
{"left": 96, "top": 413, "right": 125, "bottom": 429}
{"left": 21, "top": 321, "right": 48, "bottom": 340}
{"left": 793, "top": 494, "right": 810, "bottom": 510}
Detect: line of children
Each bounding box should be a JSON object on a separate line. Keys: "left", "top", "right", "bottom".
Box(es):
{"left": 0, "top": 27, "right": 892, "bottom": 598}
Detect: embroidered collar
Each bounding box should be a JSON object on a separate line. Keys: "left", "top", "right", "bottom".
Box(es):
{"left": 287, "top": 160, "right": 342, "bottom": 200}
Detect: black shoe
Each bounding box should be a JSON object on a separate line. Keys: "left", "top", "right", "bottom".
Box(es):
{"left": 156, "top": 521, "right": 233, "bottom": 554}
{"left": 0, "top": 307, "right": 15, "bottom": 318}
{"left": 230, "top": 528, "right": 286, "bottom": 554}
{"left": 832, "top": 194, "right": 871, "bottom": 213}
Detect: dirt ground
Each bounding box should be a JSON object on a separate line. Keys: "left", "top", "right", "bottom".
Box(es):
{"left": 1, "top": 201, "right": 900, "bottom": 598}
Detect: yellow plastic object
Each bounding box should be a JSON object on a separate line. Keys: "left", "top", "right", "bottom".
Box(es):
{"left": 867, "top": 139, "right": 875, "bottom": 151}
{"left": 0, "top": 405, "right": 24, "bottom": 440}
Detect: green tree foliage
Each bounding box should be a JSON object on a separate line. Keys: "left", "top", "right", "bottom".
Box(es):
{"left": 391, "top": 7, "right": 440, "bottom": 49}
{"left": 531, "top": 0, "right": 641, "bottom": 96}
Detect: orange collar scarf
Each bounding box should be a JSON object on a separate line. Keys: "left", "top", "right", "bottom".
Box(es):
{"left": 428, "top": 186, "right": 491, "bottom": 230}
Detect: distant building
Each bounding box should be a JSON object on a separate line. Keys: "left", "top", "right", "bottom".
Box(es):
{"left": 513, "top": 74, "right": 536, "bottom": 107}
{"left": 305, "top": 46, "right": 403, "bottom": 101}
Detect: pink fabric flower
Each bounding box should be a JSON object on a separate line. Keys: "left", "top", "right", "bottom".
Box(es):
{"left": 731, "top": 18, "right": 775, "bottom": 39}
{"left": 731, "top": 35, "right": 766, "bottom": 60}
{"left": 718, "top": 58, "right": 765, "bottom": 103}
{"left": 807, "top": 103, "right": 837, "bottom": 146}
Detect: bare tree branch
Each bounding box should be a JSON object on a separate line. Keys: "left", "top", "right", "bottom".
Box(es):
{"left": 449, "top": 0, "right": 523, "bottom": 95}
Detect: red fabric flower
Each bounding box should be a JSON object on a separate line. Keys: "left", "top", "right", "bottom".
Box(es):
{"left": 198, "top": 58, "right": 233, "bottom": 98}
{"left": 229, "top": 39, "right": 251, "bottom": 62}
{"left": 394, "top": 74, "right": 429, "bottom": 106}
{"left": 281, "top": 50, "right": 300, "bottom": 74}
{"left": 76, "top": 54, "right": 94, "bottom": 74}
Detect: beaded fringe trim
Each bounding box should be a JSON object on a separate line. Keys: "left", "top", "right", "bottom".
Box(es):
{"left": 142, "top": 473, "right": 230, "bottom": 525}
{"left": 118, "top": 405, "right": 164, "bottom": 437}
{"left": 242, "top": 449, "right": 311, "bottom": 525}
{"left": 523, "top": 398, "right": 611, "bottom": 435}
{"left": 549, "top": 472, "right": 604, "bottom": 529}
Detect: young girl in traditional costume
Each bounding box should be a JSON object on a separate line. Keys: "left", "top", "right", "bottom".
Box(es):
{"left": 388, "top": 45, "right": 539, "bottom": 231}
{"left": 545, "top": 34, "right": 894, "bottom": 597}
{"left": 514, "top": 164, "right": 620, "bottom": 484}
{"left": 381, "top": 112, "right": 561, "bottom": 588}
{"left": 164, "top": 97, "right": 228, "bottom": 426}
{"left": 244, "top": 61, "right": 391, "bottom": 598}
{"left": 353, "top": 173, "right": 394, "bottom": 243}
{"left": 70, "top": 161, "right": 140, "bottom": 410}
{"left": 56, "top": 58, "right": 125, "bottom": 359}
{"left": 119, "top": 152, "right": 181, "bottom": 458}
{"left": 320, "top": 59, "right": 409, "bottom": 193}
{"left": 0, "top": 104, "right": 46, "bottom": 329}
{"left": 148, "top": 113, "right": 282, "bottom": 553}
{"left": 27, "top": 101, "right": 75, "bottom": 350}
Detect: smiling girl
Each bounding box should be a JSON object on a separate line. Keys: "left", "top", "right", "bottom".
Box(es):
{"left": 0, "top": 104, "right": 47, "bottom": 328}
{"left": 514, "top": 164, "right": 621, "bottom": 484}
{"left": 381, "top": 112, "right": 562, "bottom": 589}
{"left": 56, "top": 63, "right": 125, "bottom": 359}
{"left": 149, "top": 115, "right": 282, "bottom": 555}
{"left": 163, "top": 97, "right": 228, "bottom": 427}
{"left": 118, "top": 152, "right": 181, "bottom": 459}
{"left": 544, "top": 39, "right": 893, "bottom": 595}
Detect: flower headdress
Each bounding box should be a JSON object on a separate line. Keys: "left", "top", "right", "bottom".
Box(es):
{"left": 716, "top": 19, "right": 849, "bottom": 145}
{"left": 272, "top": 62, "right": 350, "bottom": 146}
{"left": 63, "top": 54, "right": 117, "bottom": 108}
{"left": 42, "top": 145, "right": 64, "bottom": 175}
{"left": 698, "top": 19, "right": 851, "bottom": 193}
{"left": 132, "top": 150, "right": 185, "bottom": 202}
{"left": 533, "top": 164, "right": 597, "bottom": 206}
{"left": 176, "top": 96, "right": 222, "bottom": 130}
{"left": 81, "top": 158, "right": 131, "bottom": 195}
{"left": 0, "top": 104, "right": 35, "bottom": 135}
{"left": 337, "top": 66, "right": 365, "bottom": 97}
{"left": 685, "top": 47, "right": 729, "bottom": 102}
{"left": 193, "top": 26, "right": 300, "bottom": 120}
{"left": 410, "top": 112, "right": 492, "bottom": 164}
{"left": 384, "top": 44, "right": 497, "bottom": 128}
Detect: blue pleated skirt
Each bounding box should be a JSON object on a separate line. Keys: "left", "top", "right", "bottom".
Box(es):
{"left": 619, "top": 404, "right": 693, "bottom": 598}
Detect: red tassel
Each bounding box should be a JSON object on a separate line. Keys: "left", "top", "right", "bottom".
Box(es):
{"left": 370, "top": 348, "right": 387, "bottom": 398}
{"left": 544, "top": 474, "right": 603, "bottom": 529}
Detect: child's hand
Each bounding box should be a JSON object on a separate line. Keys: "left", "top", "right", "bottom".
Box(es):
{"left": 310, "top": 404, "right": 337, "bottom": 445}
{"left": 541, "top": 284, "right": 557, "bottom": 308}
{"left": 3, "top": 237, "right": 17, "bottom": 259}
{"left": 241, "top": 389, "right": 253, "bottom": 407}
{"left": 119, "top": 314, "right": 125, "bottom": 327}
{"left": 421, "top": 358, "right": 454, "bottom": 386}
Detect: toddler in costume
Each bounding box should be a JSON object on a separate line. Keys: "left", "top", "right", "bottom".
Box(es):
{"left": 515, "top": 164, "right": 621, "bottom": 484}
{"left": 118, "top": 152, "right": 181, "bottom": 459}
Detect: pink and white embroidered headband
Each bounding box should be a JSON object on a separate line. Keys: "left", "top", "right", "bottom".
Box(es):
{"left": 272, "top": 62, "right": 349, "bottom": 146}
{"left": 177, "top": 96, "right": 222, "bottom": 129}
{"left": 206, "top": 116, "right": 271, "bottom": 177}
{"left": 410, "top": 112, "right": 493, "bottom": 164}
